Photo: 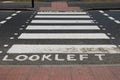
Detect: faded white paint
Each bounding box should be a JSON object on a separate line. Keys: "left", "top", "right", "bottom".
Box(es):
{"left": 35, "top": 15, "right": 90, "bottom": 18}
{"left": 0, "top": 20, "right": 6, "bottom": 24}
{"left": 7, "top": 44, "right": 120, "bottom": 53}
{"left": 18, "top": 33, "right": 109, "bottom": 39}
{"left": 37, "top": 12, "right": 87, "bottom": 14}
{"left": 6, "top": 17, "right": 12, "bottom": 20}
{"left": 31, "top": 20, "right": 94, "bottom": 23}
{"left": 26, "top": 25, "right": 100, "bottom": 30}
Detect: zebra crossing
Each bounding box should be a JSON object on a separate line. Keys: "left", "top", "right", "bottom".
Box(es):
{"left": 7, "top": 11, "right": 120, "bottom": 54}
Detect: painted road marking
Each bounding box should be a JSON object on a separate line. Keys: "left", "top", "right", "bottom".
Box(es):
{"left": 0, "top": 11, "right": 21, "bottom": 25}
{"left": 14, "top": 33, "right": 18, "bottom": 35}
{"left": 0, "top": 51, "right": 2, "bottom": 53}
{"left": 16, "top": 11, "right": 21, "bottom": 13}
{"left": 108, "top": 17, "right": 115, "bottom": 20}
{"left": 114, "top": 20, "right": 120, "bottom": 24}
{"left": 4, "top": 44, "right": 9, "bottom": 47}
{"left": 35, "top": 15, "right": 90, "bottom": 18}
{"left": 11, "top": 13, "right": 17, "bottom": 16}
{"left": 2, "top": 1, "right": 14, "bottom": 3}
{"left": 99, "top": 10, "right": 104, "bottom": 13}
{"left": 18, "top": 33, "right": 109, "bottom": 39}
{"left": 103, "top": 13, "right": 109, "bottom": 16}
{"left": 26, "top": 25, "right": 100, "bottom": 30}
{"left": 7, "top": 44, "right": 120, "bottom": 53}
{"left": 10, "top": 37, "right": 14, "bottom": 39}
{"left": 31, "top": 20, "right": 94, "bottom": 24}
{"left": 99, "top": 10, "right": 120, "bottom": 24}
{"left": 6, "top": 17, "right": 12, "bottom": 20}
{"left": 0, "top": 20, "right": 6, "bottom": 24}
{"left": 37, "top": 12, "right": 87, "bottom": 14}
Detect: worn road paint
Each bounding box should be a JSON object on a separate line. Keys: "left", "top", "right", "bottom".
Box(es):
{"left": 18, "top": 33, "right": 109, "bottom": 39}
{"left": 7, "top": 44, "right": 120, "bottom": 53}
{"left": 26, "top": 25, "right": 100, "bottom": 30}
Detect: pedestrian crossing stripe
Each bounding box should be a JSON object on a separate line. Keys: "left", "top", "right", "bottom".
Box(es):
{"left": 31, "top": 20, "right": 94, "bottom": 24}
{"left": 26, "top": 25, "right": 100, "bottom": 30}
{"left": 37, "top": 12, "right": 87, "bottom": 14}
{"left": 18, "top": 33, "right": 109, "bottom": 39}
{"left": 7, "top": 44, "right": 120, "bottom": 53}
{"left": 35, "top": 15, "right": 91, "bottom": 18}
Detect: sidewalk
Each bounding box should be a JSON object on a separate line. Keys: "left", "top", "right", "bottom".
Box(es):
{"left": 0, "top": 66, "right": 120, "bottom": 80}
{"left": 40, "top": 1, "right": 80, "bottom": 11}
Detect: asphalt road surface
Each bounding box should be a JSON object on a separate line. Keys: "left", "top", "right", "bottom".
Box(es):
{"left": 0, "top": 10, "right": 120, "bottom": 65}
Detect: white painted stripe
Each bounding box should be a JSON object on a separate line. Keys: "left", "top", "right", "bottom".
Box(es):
{"left": 31, "top": 20, "right": 94, "bottom": 24}
{"left": 0, "top": 20, "right": 6, "bottom": 24}
{"left": 35, "top": 15, "right": 90, "bottom": 18}
{"left": 2, "top": 1, "right": 14, "bottom": 3}
{"left": 26, "top": 25, "right": 100, "bottom": 30}
{"left": 18, "top": 33, "right": 109, "bottom": 39}
{"left": 103, "top": 13, "right": 109, "bottom": 16}
{"left": 108, "top": 17, "right": 115, "bottom": 20}
{"left": 11, "top": 13, "right": 17, "bottom": 16}
{"left": 6, "top": 17, "right": 12, "bottom": 20}
{"left": 114, "top": 20, "right": 120, "bottom": 24}
{"left": 4, "top": 44, "right": 8, "bottom": 47}
{"left": 16, "top": 11, "right": 21, "bottom": 13}
{"left": 0, "top": 51, "right": 2, "bottom": 54}
{"left": 37, "top": 12, "right": 87, "bottom": 14}
{"left": 99, "top": 10, "right": 104, "bottom": 13}
{"left": 7, "top": 44, "right": 120, "bottom": 53}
